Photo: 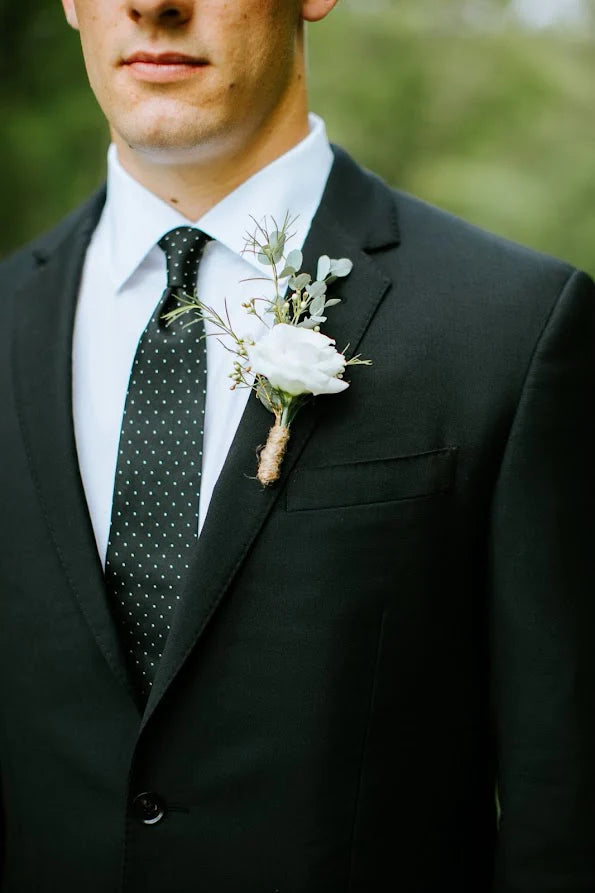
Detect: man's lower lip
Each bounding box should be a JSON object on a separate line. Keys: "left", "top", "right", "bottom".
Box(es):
{"left": 125, "top": 61, "right": 207, "bottom": 83}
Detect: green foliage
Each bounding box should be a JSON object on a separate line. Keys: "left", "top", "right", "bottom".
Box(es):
{"left": 1, "top": 4, "right": 107, "bottom": 254}
{"left": 2, "top": 3, "right": 594, "bottom": 274}
{"left": 309, "top": 8, "right": 595, "bottom": 272}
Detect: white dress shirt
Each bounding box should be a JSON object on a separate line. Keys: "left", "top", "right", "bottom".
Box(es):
{"left": 73, "top": 115, "right": 333, "bottom": 564}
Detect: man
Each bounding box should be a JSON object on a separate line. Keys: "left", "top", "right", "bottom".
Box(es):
{"left": 1, "top": 0, "right": 594, "bottom": 890}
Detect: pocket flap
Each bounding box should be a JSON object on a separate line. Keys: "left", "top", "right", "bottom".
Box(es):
{"left": 286, "top": 447, "right": 458, "bottom": 512}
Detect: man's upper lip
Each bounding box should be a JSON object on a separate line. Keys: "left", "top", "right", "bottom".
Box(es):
{"left": 123, "top": 52, "right": 206, "bottom": 65}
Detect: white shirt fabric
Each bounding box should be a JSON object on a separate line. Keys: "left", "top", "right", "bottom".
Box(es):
{"left": 73, "top": 114, "right": 334, "bottom": 564}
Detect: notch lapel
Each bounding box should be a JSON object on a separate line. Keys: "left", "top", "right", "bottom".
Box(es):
{"left": 12, "top": 191, "right": 138, "bottom": 706}
{"left": 144, "top": 148, "right": 400, "bottom": 722}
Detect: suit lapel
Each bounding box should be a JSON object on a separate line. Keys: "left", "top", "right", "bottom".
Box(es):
{"left": 144, "top": 148, "right": 400, "bottom": 722}
{"left": 12, "top": 190, "right": 138, "bottom": 706}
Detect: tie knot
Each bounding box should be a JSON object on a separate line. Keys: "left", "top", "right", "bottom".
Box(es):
{"left": 158, "top": 227, "right": 210, "bottom": 292}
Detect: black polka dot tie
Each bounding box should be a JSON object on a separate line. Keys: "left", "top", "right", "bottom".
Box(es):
{"left": 105, "top": 227, "right": 211, "bottom": 702}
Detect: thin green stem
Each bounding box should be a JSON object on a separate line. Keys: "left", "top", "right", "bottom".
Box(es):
{"left": 280, "top": 404, "right": 291, "bottom": 427}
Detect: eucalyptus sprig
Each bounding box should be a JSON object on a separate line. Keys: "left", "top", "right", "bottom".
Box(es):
{"left": 240, "top": 213, "right": 354, "bottom": 331}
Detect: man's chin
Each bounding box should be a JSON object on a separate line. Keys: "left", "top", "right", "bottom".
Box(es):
{"left": 114, "top": 126, "right": 221, "bottom": 165}
{"left": 129, "top": 141, "right": 211, "bottom": 164}
{"left": 108, "top": 100, "right": 222, "bottom": 158}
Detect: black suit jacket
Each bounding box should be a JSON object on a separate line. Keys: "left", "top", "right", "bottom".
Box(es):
{"left": 1, "top": 147, "right": 595, "bottom": 892}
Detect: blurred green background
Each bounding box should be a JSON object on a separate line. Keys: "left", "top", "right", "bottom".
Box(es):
{"left": 2, "top": 0, "right": 594, "bottom": 273}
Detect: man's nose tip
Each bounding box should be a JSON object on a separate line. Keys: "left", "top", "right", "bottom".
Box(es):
{"left": 128, "top": 1, "right": 193, "bottom": 26}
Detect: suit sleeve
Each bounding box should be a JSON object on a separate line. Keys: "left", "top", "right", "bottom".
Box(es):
{"left": 490, "top": 269, "right": 595, "bottom": 892}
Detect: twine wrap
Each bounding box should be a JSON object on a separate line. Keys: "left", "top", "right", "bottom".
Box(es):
{"left": 257, "top": 423, "right": 290, "bottom": 486}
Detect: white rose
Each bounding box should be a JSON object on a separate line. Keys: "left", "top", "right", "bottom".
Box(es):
{"left": 247, "top": 323, "right": 349, "bottom": 397}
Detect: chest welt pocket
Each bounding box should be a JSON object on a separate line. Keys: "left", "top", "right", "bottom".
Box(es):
{"left": 285, "top": 447, "right": 458, "bottom": 512}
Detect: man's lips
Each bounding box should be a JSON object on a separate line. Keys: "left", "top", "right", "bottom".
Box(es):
{"left": 123, "top": 52, "right": 207, "bottom": 65}
{"left": 122, "top": 52, "right": 208, "bottom": 83}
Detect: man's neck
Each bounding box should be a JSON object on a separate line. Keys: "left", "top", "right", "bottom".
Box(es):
{"left": 112, "top": 102, "right": 311, "bottom": 222}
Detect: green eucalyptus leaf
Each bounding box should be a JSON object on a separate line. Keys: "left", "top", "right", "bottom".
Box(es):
{"left": 289, "top": 272, "right": 311, "bottom": 291}
{"left": 299, "top": 317, "right": 325, "bottom": 329}
{"left": 330, "top": 258, "right": 353, "bottom": 278}
{"left": 310, "top": 294, "right": 326, "bottom": 317}
{"left": 256, "top": 377, "right": 281, "bottom": 414}
{"left": 258, "top": 251, "right": 274, "bottom": 266}
{"left": 324, "top": 298, "right": 342, "bottom": 308}
{"left": 316, "top": 254, "right": 331, "bottom": 281}
{"left": 306, "top": 280, "right": 327, "bottom": 299}
{"left": 286, "top": 249, "right": 303, "bottom": 273}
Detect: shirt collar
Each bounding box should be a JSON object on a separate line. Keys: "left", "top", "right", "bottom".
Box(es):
{"left": 105, "top": 114, "right": 333, "bottom": 293}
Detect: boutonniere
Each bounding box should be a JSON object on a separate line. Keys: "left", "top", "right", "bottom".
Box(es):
{"left": 164, "top": 214, "right": 371, "bottom": 485}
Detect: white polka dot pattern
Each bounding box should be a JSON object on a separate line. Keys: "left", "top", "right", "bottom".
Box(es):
{"left": 105, "top": 227, "right": 210, "bottom": 701}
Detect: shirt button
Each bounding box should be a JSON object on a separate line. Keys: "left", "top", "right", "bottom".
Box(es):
{"left": 131, "top": 792, "right": 167, "bottom": 825}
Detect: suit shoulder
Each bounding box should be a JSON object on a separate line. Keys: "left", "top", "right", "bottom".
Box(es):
{"left": 329, "top": 146, "right": 580, "bottom": 293}
{"left": 391, "top": 185, "right": 575, "bottom": 281}
{"left": 364, "top": 181, "right": 591, "bottom": 328}
{"left": 328, "top": 152, "right": 594, "bottom": 350}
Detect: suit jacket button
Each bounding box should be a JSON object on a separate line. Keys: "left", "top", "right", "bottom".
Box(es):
{"left": 132, "top": 792, "right": 166, "bottom": 825}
